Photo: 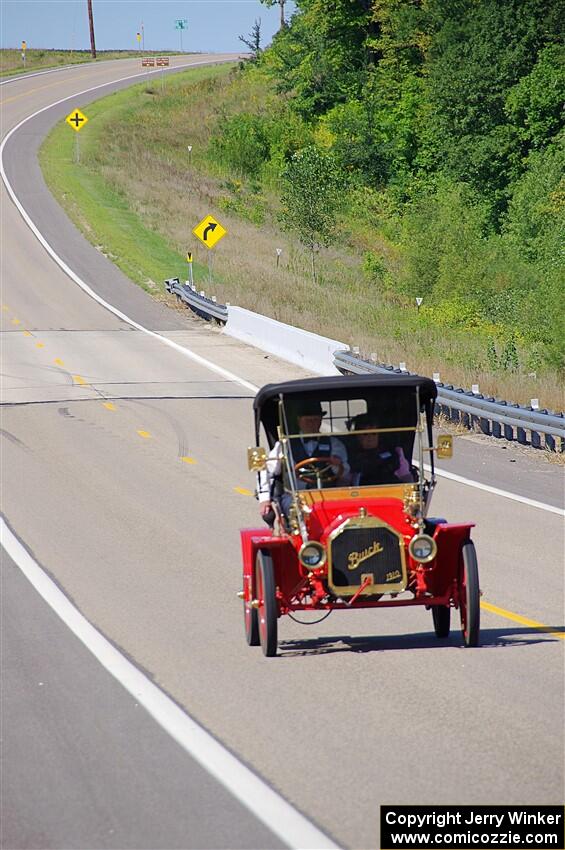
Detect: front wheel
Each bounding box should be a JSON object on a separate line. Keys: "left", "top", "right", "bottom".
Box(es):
{"left": 432, "top": 605, "right": 450, "bottom": 638}
{"left": 256, "top": 550, "right": 278, "bottom": 657}
{"left": 460, "top": 541, "right": 480, "bottom": 647}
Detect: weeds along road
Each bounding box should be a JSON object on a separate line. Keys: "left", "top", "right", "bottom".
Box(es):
{"left": 1, "top": 58, "right": 564, "bottom": 850}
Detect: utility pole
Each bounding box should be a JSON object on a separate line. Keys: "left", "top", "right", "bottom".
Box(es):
{"left": 87, "top": 0, "right": 96, "bottom": 59}
{"left": 279, "top": 0, "right": 285, "bottom": 29}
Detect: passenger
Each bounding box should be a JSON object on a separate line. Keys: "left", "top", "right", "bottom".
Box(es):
{"left": 258, "top": 400, "right": 349, "bottom": 524}
{"left": 349, "top": 413, "right": 414, "bottom": 486}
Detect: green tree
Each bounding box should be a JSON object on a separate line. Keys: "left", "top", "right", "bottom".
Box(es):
{"left": 279, "top": 146, "right": 345, "bottom": 283}
{"left": 263, "top": 0, "right": 376, "bottom": 117}
{"left": 505, "top": 44, "right": 565, "bottom": 152}
{"left": 425, "top": 0, "right": 563, "bottom": 219}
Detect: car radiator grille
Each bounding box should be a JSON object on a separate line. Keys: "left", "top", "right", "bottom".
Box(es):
{"left": 328, "top": 522, "right": 407, "bottom": 596}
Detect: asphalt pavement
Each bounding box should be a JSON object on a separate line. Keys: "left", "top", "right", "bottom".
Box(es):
{"left": 1, "top": 56, "right": 563, "bottom": 850}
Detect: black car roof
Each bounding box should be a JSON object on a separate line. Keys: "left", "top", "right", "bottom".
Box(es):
{"left": 254, "top": 372, "right": 437, "bottom": 442}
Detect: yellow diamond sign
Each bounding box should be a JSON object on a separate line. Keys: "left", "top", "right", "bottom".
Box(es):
{"left": 66, "top": 108, "right": 89, "bottom": 132}
{"left": 192, "top": 215, "right": 227, "bottom": 249}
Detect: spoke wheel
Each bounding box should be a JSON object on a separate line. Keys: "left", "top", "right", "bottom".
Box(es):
{"left": 460, "top": 541, "right": 480, "bottom": 647}
{"left": 256, "top": 550, "right": 278, "bottom": 657}
{"left": 432, "top": 605, "right": 450, "bottom": 638}
{"left": 243, "top": 573, "right": 259, "bottom": 646}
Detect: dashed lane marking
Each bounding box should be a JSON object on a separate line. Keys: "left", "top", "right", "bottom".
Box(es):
{"left": 180, "top": 456, "right": 197, "bottom": 464}
{"left": 103, "top": 402, "right": 116, "bottom": 411}
{"left": 10, "top": 318, "right": 21, "bottom": 325}
{"left": 234, "top": 487, "right": 253, "bottom": 497}
{"left": 35, "top": 342, "right": 44, "bottom": 348}
{"left": 53, "top": 358, "right": 64, "bottom": 366}
{"left": 137, "top": 430, "right": 151, "bottom": 439}
{"left": 23, "top": 330, "right": 32, "bottom": 337}
{"left": 72, "top": 375, "right": 87, "bottom": 385}
{"left": 481, "top": 600, "right": 565, "bottom": 640}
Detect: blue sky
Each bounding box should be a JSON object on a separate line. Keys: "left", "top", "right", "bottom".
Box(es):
{"left": 1, "top": 1, "right": 295, "bottom": 53}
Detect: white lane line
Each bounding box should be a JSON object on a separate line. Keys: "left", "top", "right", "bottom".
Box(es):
{"left": 0, "top": 58, "right": 140, "bottom": 86}
{"left": 0, "top": 517, "right": 339, "bottom": 850}
{"left": 0, "top": 55, "right": 237, "bottom": 87}
{"left": 1, "top": 60, "right": 562, "bottom": 520}
{"left": 0, "top": 64, "right": 94, "bottom": 86}
{"left": 0, "top": 58, "right": 258, "bottom": 396}
{"left": 428, "top": 466, "right": 564, "bottom": 517}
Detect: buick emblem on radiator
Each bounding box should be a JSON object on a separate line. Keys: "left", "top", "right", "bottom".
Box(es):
{"left": 347, "top": 541, "right": 384, "bottom": 570}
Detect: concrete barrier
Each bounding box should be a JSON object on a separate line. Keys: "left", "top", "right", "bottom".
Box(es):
{"left": 224, "top": 306, "right": 346, "bottom": 376}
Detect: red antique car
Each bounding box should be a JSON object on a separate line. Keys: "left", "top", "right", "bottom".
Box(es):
{"left": 240, "top": 374, "right": 480, "bottom": 656}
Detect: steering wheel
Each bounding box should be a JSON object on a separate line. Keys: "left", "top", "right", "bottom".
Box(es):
{"left": 294, "top": 457, "right": 339, "bottom": 487}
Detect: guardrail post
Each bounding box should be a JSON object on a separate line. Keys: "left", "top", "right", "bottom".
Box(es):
{"left": 515, "top": 404, "right": 527, "bottom": 444}
{"left": 479, "top": 396, "right": 490, "bottom": 435}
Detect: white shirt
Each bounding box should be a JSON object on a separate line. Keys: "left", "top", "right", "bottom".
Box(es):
{"left": 258, "top": 434, "right": 350, "bottom": 502}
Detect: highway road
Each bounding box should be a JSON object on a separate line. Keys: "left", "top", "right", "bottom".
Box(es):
{"left": 1, "top": 56, "right": 564, "bottom": 850}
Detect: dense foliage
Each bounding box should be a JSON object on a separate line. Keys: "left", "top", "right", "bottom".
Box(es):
{"left": 218, "top": 0, "right": 564, "bottom": 370}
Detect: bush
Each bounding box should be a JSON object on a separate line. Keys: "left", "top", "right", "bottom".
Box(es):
{"left": 362, "top": 251, "right": 387, "bottom": 283}
{"left": 211, "top": 113, "right": 269, "bottom": 176}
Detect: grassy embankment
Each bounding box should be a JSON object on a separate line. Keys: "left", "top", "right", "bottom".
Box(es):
{"left": 39, "top": 64, "right": 562, "bottom": 409}
{"left": 0, "top": 48, "right": 175, "bottom": 78}
{"left": 39, "top": 65, "right": 232, "bottom": 295}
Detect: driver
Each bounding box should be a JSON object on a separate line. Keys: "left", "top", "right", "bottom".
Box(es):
{"left": 258, "top": 400, "right": 349, "bottom": 523}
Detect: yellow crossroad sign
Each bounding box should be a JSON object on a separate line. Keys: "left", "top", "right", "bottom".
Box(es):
{"left": 192, "top": 215, "right": 227, "bottom": 249}
{"left": 66, "top": 108, "right": 88, "bottom": 132}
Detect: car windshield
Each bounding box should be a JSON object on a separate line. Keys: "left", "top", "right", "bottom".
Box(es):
{"left": 279, "top": 395, "right": 420, "bottom": 491}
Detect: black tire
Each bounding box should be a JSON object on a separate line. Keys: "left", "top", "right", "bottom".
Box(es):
{"left": 432, "top": 605, "right": 451, "bottom": 638}
{"left": 256, "top": 550, "right": 278, "bottom": 657}
{"left": 460, "top": 541, "right": 480, "bottom": 647}
{"left": 243, "top": 575, "right": 259, "bottom": 646}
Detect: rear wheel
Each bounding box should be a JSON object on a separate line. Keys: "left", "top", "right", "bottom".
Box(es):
{"left": 256, "top": 550, "right": 278, "bottom": 657}
{"left": 243, "top": 573, "right": 259, "bottom": 646}
{"left": 460, "top": 541, "right": 480, "bottom": 647}
{"left": 432, "top": 605, "right": 450, "bottom": 638}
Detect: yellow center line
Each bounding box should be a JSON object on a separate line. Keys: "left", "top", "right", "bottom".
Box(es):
{"left": 22, "top": 330, "right": 33, "bottom": 337}
{"left": 137, "top": 430, "right": 151, "bottom": 439}
{"left": 103, "top": 402, "right": 117, "bottom": 411}
{"left": 180, "top": 456, "right": 197, "bottom": 464}
{"left": 72, "top": 375, "right": 87, "bottom": 385}
{"left": 35, "top": 342, "right": 44, "bottom": 348}
{"left": 481, "top": 600, "right": 565, "bottom": 640}
{"left": 11, "top": 318, "right": 21, "bottom": 325}
{"left": 234, "top": 487, "right": 253, "bottom": 497}
{"left": 53, "top": 358, "right": 65, "bottom": 366}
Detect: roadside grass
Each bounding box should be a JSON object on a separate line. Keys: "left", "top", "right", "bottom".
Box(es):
{"left": 0, "top": 49, "right": 175, "bottom": 78}
{"left": 39, "top": 63, "right": 564, "bottom": 411}
{"left": 39, "top": 65, "right": 234, "bottom": 296}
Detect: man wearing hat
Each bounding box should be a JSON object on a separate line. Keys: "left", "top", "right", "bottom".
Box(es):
{"left": 258, "top": 399, "right": 349, "bottom": 523}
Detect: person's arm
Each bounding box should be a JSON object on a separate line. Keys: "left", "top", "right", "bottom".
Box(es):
{"left": 331, "top": 437, "right": 350, "bottom": 475}
{"left": 258, "top": 443, "right": 282, "bottom": 513}
{"left": 394, "top": 447, "right": 413, "bottom": 482}
{"left": 330, "top": 437, "right": 350, "bottom": 478}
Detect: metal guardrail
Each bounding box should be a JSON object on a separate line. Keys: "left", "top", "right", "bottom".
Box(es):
{"left": 165, "top": 277, "right": 228, "bottom": 323}
{"left": 164, "top": 277, "right": 563, "bottom": 451}
{"left": 334, "top": 350, "right": 565, "bottom": 452}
